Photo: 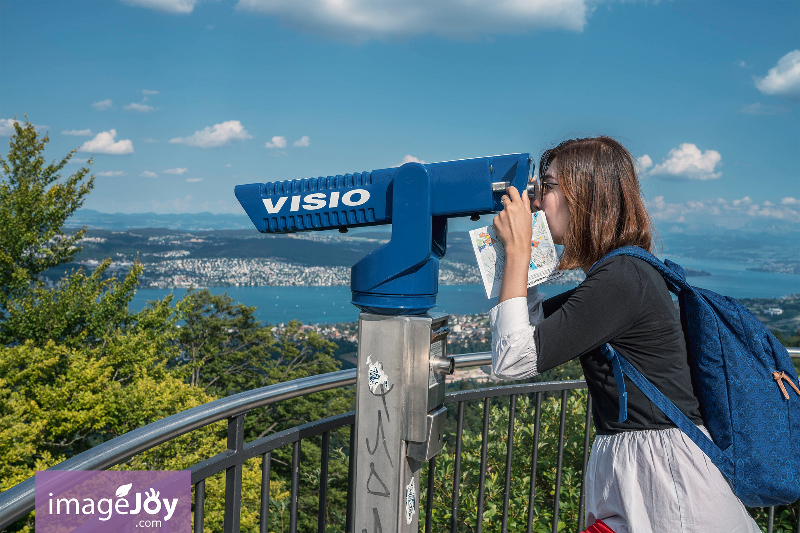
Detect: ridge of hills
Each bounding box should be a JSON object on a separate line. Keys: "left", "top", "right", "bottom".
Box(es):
{"left": 65, "top": 210, "right": 800, "bottom": 273}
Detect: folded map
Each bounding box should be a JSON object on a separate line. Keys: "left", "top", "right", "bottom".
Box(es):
{"left": 469, "top": 211, "right": 562, "bottom": 299}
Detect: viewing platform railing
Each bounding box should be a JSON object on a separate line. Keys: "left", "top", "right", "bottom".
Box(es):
{"left": 1, "top": 347, "right": 799, "bottom": 533}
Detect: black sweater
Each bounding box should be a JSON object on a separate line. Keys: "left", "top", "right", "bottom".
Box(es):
{"left": 536, "top": 255, "right": 704, "bottom": 435}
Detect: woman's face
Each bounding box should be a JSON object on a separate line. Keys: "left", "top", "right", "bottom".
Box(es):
{"left": 532, "top": 158, "right": 570, "bottom": 245}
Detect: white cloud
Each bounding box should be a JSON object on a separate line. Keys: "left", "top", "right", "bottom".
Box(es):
{"left": 124, "top": 102, "right": 156, "bottom": 113}
{"left": 96, "top": 170, "right": 126, "bottom": 177}
{"left": 650, "top": 195, "right": 800, "bottom": 224}
{"left": 293, "top": 135, "right": 310, "bottom": 147}
{"left": 265, "top": 135, "right": 287, "bottom": 149}
{"left": 400, "top": 154, "right": 426, "bottom": 165}
{"left": 164, "top": 167, "right": 188, "bottom": 175}
{"left": 0, "top": 118, "right": 21, "bottom": 136}
{"left": 143, "top": 138, "right": 159, "bottom": 143}
{"left": 92, "top": 99, "right": 113, "bottom": 111}
{"left": 67, "top": 157, "right": 90, "bottom": 165}
{"left": 169, "top": 120, "right": 252, "bottom": 148}
{"left": 225, "top": 163, "right": 232, "bottom": 167}
{"left": 119, "top": 0, "right": 199, "bottom": 14}
{"left": 140, "top": 171, "right": 158, "bottom": 178}
{"left": 649, "top": 143, "right": 722, "bottom": 181}
{"left": 736, "top": 60, "right": 747, "bottom": 68}
{"left": 185, "top": 177, "right": 204, "bottom": 183}
{"left": 739, "top": 102, "right": 790, "bottom": 115}
{"left": 1, "top": 118, "right": 48, "bottom": 136}
{"left": 235, "top": 0, "right": 588, "bottom": 40}
{"left": 62, "top": 129, "right": 93, "bottom": 136}
{"left": 142, "top": 89, "right": 160, "bottom": 95}
{"left": 755, "top": 50, "right": 800, "bottom": 100}
{"left": 635, "top": 154, "right": 653, "bottom": 174}
{"left": 80, "top": 130, "right": 134, "bottom": 155}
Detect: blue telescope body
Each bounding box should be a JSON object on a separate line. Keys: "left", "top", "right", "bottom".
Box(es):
{"left": 235, "top": 154, "right": 533, "bottom": 315}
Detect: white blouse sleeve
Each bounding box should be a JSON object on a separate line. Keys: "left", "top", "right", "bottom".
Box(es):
{"left": 488, "top": 286, "right": 545, "bottom": 380}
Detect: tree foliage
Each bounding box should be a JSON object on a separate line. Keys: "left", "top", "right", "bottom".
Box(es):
{"left": 0, "top": 260, "right": 148, "bottom": 346}
{"left": 171, "top": 289, "right": 354, "bottom": 532}
{"left": 0, "top": 119, "right": 94, "bottom": 309}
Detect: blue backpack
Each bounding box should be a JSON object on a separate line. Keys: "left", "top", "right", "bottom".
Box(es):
{"left": 589, "top": 245, "right": 800, "bottom": 508}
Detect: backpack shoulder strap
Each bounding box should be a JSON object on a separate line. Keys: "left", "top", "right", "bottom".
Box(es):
{"left": 588, "top": 246, "right": 691, "bottom": 294}
{"left": 602, "top": 343, "right": 734, "bottom": 477}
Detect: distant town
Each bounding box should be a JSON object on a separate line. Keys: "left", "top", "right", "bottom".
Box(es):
{"left": 276, "top": 312, "right": 497, "bottom": 383}
{"left": 49, "top": 228, "right": 588, "bottom": 289}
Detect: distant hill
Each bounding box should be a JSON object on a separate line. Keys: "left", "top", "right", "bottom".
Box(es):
{"left": 656, "top": 223, "right": 800, "bottom": 267}
{"left": 66, "top": 210, "right": 800, "bottom": 270}
{"left": 68, "top": 209, "right": 255, "bottom": 231}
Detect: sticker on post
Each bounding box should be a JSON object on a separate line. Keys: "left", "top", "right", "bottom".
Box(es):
{"left": 366, "top": 355, "right": 389, "bottom": 394}
{"left": 429, "top": 341, "right": 445, "bottom": 387}
{"left": 405, "top": 477, "right": 416, "bottom": 524}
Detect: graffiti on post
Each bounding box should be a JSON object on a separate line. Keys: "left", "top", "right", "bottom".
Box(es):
{"left": 362, "top": 508, "right": 384, "bottom": 533}
{"left": 362, "top": 355, "right": 398, "bottom": 530}
{"left": 366, "top": 462, "right": 390, "bottom": 497}
{"left": 366, "top": 409, "right": 393, "bottom": 467}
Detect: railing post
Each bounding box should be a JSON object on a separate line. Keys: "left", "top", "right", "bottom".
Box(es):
{"left": 224, "top": 414, "right": 246, "bottom": 533}
{"left": 577, "top": 393, "right": 592, "bottom": 532}
{"left": 194, "top": 479, "right": 205, "bottom": 533}
{"left": 450, "top": 401, "right": 465, "bottom": 533}
{"left": 318, "top": 431, "right": 330, "bottom": 533}
{"left": 501, "top": 395, "right": 517, "bottom": 533}
{"left": 526, "top": 392, "right": 543, "bottom": 533}
{"left": 352, "top": 313, "right": 452, "bottom": 533}
{"left": 552, "top": 390, "right": 568, "bottom": 533}
{"left": 346, "top": 423, "right": 356, "bottom": 533}
{"left": 260, "top": 452, "right": 271, "bottom": 533}
{"left": 289, "top": 440, "right": 301, "bottom": 533}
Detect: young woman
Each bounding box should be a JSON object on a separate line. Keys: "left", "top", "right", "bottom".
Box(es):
{"left": 490, "top": 137, "right": 759, "bottom": 532}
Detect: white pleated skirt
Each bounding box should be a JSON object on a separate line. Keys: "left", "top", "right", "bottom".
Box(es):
{"left": 584, "top": 426, "right": 762, "bottom": 533}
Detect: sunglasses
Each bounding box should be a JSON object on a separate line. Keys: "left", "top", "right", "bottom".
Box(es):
{"left": 530, "top": 177, "right": 559, "bottom": 200}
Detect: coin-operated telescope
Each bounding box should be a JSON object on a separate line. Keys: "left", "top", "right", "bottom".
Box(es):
{"left": 235, "top": 154, "right": 534, "bottom": 532}
{"left": 235, "top": 154, "right": 534, "bottom": 315}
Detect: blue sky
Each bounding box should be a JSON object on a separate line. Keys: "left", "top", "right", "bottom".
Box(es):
{"left": 1, "top": 0, "right": 798, "bottom": 228}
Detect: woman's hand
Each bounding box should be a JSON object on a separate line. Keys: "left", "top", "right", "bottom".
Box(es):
{"left": 493, "top": 186, "right": 532, "bottom": 303}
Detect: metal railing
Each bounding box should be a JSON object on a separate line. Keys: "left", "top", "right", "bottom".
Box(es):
{"left": 440, "top": 378, "right": 591, "bottom": 533}
{"left": 2, "top": 348, "right": 799, "bottom": 532}
{"left": 0, "top": 368, "right": 358, "bottom": 530}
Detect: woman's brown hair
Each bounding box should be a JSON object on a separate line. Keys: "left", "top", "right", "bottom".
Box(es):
{"left": 539, "top": 136, "right": 653, "bottom": 271}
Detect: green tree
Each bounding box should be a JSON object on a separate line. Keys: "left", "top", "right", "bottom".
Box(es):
{"left": 175, "top": 287, "right": 277, "bottom": 394}
{"left": 0, "top": 260, "right": 146, "bottom": 346}
{"left": 174, "top": 289, "right": 352, "bottom": 437}
{"left": 0, "top": 119, "right": 216, "bottom": 533}
{"left": 0, "top": 118, "right": 93, "bottom": 310}
{"left": 0, "top": 120, "right": 347, "bottom": 533}
{"left": 0, "top": 306, "right": 216, "bottom": 532}
{"left": 173, "top": 289, "right": 354, "bottom": 531}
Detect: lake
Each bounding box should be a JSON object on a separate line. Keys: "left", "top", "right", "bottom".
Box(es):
{"left": 129, "top": 256, "right": 800, "bottom": 325}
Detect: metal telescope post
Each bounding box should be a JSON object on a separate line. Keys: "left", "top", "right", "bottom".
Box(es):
{"left": 235, "top": 153, "right": 534, "bottom": 531}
